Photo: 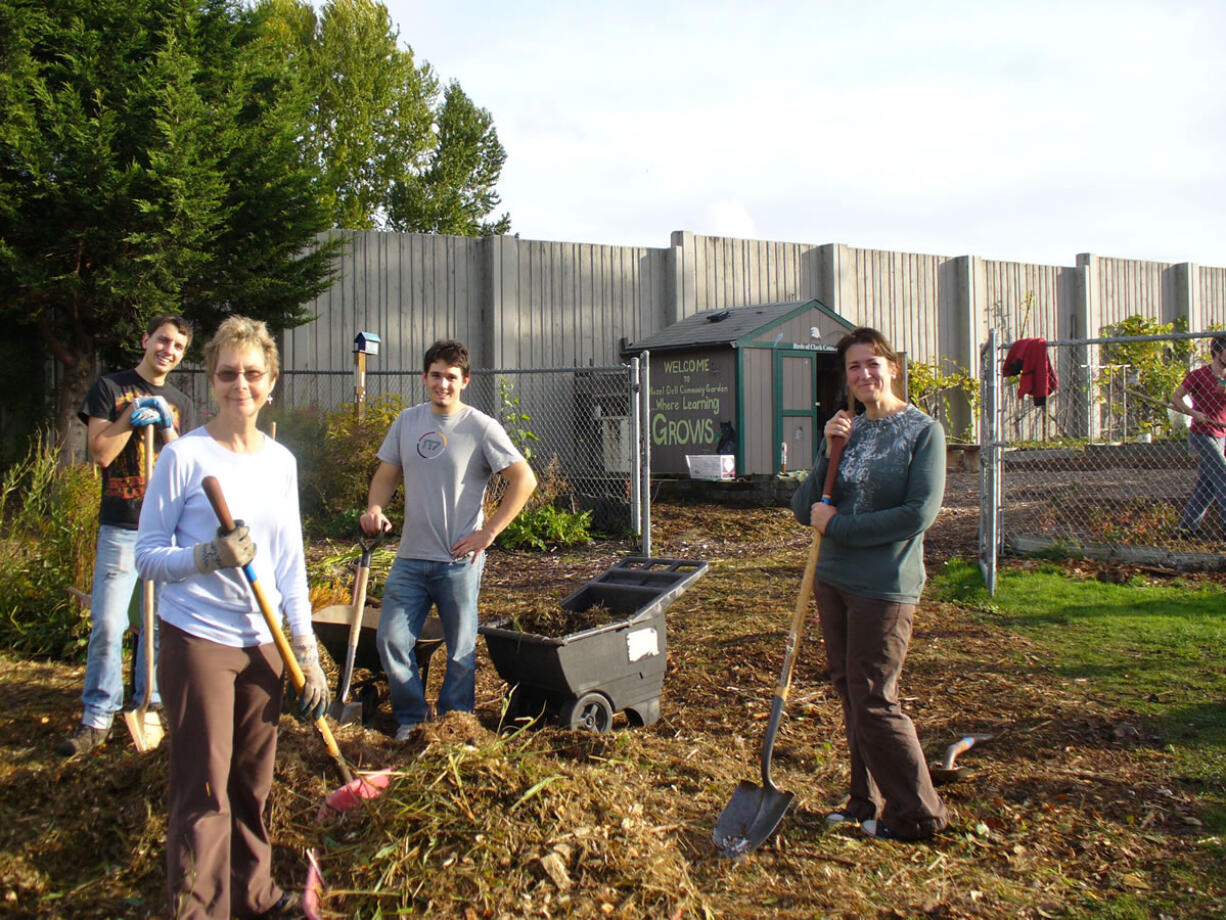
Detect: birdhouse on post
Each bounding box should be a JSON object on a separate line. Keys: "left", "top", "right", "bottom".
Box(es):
{"left": 353, "top": 331, "right": 381, "bottom": 420}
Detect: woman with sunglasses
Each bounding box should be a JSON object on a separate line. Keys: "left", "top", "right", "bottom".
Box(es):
{"left": 137, "top": 316, "right": 326, "bottom": 919}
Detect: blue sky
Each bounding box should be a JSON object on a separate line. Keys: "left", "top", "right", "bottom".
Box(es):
{"left": 375, "top": 0, "right": 1226, "bottom": 267}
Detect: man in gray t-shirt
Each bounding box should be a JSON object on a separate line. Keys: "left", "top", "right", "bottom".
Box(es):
{"left": 361, "top": 340, "right": 537, "bottom": 738}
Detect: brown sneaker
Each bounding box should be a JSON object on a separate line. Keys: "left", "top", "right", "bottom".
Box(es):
{"left": 55, "top": 724, "right": 109, "bottom": 757}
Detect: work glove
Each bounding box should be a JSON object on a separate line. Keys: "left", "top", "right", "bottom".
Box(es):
{"left": 130, "top": 395, "right": 174, "bottom": 430}
{"left": 192, "top": 522, "right": 256, "bottom": 573}
{"left": 287, "top": 634, "right": 330, "bottom": 721}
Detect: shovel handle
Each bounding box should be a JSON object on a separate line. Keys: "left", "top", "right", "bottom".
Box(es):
{"left": 771, "top": 432, "right": 846, "bottom": 704}
{"left": 202, "top": 476, "right": 354, "bottom": 786}
{"left": 336, "top": 547, "right": 373, "bottom": 703}
{"left": 138, "top": 426, "right": 158, "bottom": 716}
{"left": 759, "top": 433, "right": 848, "bottom": 786}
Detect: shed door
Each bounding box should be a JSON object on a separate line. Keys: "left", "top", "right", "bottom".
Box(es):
{"left": 774, "top": 350, "right": 818, "bottom": 474}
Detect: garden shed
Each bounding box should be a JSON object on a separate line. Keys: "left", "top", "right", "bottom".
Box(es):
{"left": 624, "top": 299, "right": 856, "bottom": 477}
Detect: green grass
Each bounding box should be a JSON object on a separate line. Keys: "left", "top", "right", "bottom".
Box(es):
{"left": 932, "top": 559, "right": 1226, "bottom": 830}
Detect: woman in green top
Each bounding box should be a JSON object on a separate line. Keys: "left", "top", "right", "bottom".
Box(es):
{"left": 791, "top": 326, "right": 947, "bottom": 841}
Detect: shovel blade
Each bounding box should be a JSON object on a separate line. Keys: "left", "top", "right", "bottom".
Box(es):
{"left": 712, "top": 779, "right": 795, "bottom": 858}
{"left": 124, "top": 708, "right": 164, "bottom": 754}
{"left": 328, "top": 699, "right": 364, "bottom": 726}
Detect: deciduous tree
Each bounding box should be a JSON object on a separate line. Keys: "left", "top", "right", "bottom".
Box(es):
{"left": 260, "top": 0, "right": 510, "bottom": 234}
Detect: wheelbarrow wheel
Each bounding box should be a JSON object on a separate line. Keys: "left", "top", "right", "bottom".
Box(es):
{"left": 560, "top": 692, "right": 614, "bottom": 732}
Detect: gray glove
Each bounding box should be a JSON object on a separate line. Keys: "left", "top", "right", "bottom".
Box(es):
{"left": 288, "top": 634, "right": 330, "bottom": 721}
{"left": 192, "top": 522, "right": 255, "bottom": 573}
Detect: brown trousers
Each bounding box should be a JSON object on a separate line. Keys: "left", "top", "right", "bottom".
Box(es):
{"left": 159, "top": 621, "right": 284, "bottom": 919}
{"left": 814, "top": 581, "right": 947, "bottom": 839}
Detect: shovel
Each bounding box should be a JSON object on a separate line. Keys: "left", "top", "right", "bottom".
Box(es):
{"left": 124, "top": 425, "right": 164, "bottom": 753}
{"left": 929, "top": 733, "right": 993, "bottom": 784}
{"left": 714, "top": 432, "right": 848, "bottom": 858}
{"left": 329, "top": 531, "right": 382, "bottom": 725}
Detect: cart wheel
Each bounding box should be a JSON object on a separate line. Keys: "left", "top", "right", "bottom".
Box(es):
{"left": 559, "top": 692, "right": 614, "bottom": 732}
{"left": 358, "top": 683, "right": 380, "bottom": 727}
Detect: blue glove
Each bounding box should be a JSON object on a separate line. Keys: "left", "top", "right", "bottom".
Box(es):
{"left": 131, "top": 395, "right": 173, "bottom": 430}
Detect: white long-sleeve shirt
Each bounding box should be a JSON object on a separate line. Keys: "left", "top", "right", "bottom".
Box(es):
{"left": 136, "top": 427, "right": 312, "bottom": 647}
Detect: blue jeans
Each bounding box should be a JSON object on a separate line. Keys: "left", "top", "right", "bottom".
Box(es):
{"left": 376, "top": 555, "right": 484, "bottom": 728}
{"left": 1181, "top": 433, "right": 1226, "bottom": 533}
{"left": 81, "top": 525, "right": 158, "bottom": 730}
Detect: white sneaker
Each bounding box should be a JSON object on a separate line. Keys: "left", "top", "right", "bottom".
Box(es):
{"left": 394, "top": 723, "right": 420, "bottom": 741}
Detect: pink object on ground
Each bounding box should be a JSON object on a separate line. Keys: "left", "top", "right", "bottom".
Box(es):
{"left": 303, "top": 849, "right": 324, "bottom": 920}
{"left": 317, "top": 770, "right": 393, "bottom": 819}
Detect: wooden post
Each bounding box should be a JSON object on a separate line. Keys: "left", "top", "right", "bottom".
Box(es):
{"left": 354, "top": 350, "right": 367, "bottom": 421}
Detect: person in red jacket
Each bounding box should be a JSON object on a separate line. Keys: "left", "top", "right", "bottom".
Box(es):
{"left": 1168, "top": 334, "right": 1226, "bottom": 536}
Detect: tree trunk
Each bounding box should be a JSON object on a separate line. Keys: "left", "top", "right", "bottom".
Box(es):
{"left": 36, "top": 310, "right": 96, "bottom": 466}
{"left": 55, "top": 353, "right": 95, "bottom": 465}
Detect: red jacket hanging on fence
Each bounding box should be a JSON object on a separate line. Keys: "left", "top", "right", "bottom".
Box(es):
{"left": 1002, "top": 338, "right": 1058, "bottom": 407}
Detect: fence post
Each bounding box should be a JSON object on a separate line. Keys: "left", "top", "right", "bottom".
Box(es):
{"left": 978, "top": 328, "right": 1000, "bottom": 596}
{"left": 1074, "top": 254, "right": 1100, "bottom": 441}
{"left": 639, "top": 350, "right": 652, "bottom": 557}
{"left": 629, "top": 357, "right": 642, "bottom": 538}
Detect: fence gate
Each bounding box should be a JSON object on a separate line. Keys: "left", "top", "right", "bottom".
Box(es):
{"left": 978, "top": 329, "right": 1226, "bottom": 593}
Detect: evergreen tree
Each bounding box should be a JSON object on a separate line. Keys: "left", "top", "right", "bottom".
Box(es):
{"left": 0, "top": 0, "right": 339, "bottom": 450}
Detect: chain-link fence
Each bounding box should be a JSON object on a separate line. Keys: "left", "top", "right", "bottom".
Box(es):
{"left": 180, "top": 363, "right": 649, "bottom": 540}
{"left": 979, "top": 329, "right": 1226, "bottom": 593}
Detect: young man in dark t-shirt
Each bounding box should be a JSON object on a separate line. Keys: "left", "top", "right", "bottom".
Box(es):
{"left": 57, "top": 315, "right": 195, "bottom": 756}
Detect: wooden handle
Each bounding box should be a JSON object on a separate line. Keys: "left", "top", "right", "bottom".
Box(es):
{"left": 140, "top": 425, "right": 157, "bottom": 714}
{"left": 821, "top": 435, "right": 846, "bottom": 502}
{"left": 202, "top": 476, "right": 236, "bottom": 533}
{"left": 201, "top": 475, "right": 353, "bottom": 784}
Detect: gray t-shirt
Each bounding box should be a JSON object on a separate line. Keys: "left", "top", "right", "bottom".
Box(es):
{"left": 377, "top": 403, "right": 525, "bottom": 563}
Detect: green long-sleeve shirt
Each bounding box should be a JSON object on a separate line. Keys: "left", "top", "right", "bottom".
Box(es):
{"left": 790, "top": 405, "right": 945, "bottom": 604}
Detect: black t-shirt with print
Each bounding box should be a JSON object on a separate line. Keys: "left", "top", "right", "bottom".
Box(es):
{"left": 78, "top": 369, "right": 194, "bottom": 528}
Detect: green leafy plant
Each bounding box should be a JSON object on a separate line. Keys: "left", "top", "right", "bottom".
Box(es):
{"left": 0, "top": 433, "right": 100, "bottom": 659}
{"left": 497, "top": 504, "right": 592, "bottom": 551}
{"left": 907, "top": 358, "right": 979, "bottom": 441}
{"left": 1097, "top": 315, "right": 1196, "bottom": 438}
{"left": 497, "top": 376, "right": 539, "bottom": 463}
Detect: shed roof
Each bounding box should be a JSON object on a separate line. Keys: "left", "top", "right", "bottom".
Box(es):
{"left": 624, "top": 299, "right": 851, "bottom": 353}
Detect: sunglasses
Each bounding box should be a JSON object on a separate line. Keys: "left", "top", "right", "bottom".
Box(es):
{"left": 214, "top": 368, "right": 268, "bottom": 383}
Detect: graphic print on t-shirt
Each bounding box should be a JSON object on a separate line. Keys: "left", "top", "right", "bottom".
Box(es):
{"left": 417, "top": 430, "right": 447, "bottom": 459}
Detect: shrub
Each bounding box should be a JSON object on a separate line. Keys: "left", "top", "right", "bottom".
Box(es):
{"left": 0, "top": 434, "right": 100, "bottom": 660}
{"left": 270, "top": 395, "right": 407, "bottom": 534}
{"left": 492, "top": 455, "right": 592, "bottom": 550}
{"left": 907, "top": 358, "right": 979, "bottom": 441}
{"left": 498, "top": 503, "right": 592, "bottom": 551}
{"left": 1097, "top": 315, "right": 1197, "bottom": 437}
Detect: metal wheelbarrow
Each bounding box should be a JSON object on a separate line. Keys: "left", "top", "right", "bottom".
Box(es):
{"left": 312, "top": 534, "right": 445, "bottom": 726}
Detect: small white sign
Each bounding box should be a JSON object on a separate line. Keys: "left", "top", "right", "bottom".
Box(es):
{"left": 626, "top": 627, "right": 659, "bottom": 662}
{"left": 685, "top": 454, "right": 735, "bottom": 480}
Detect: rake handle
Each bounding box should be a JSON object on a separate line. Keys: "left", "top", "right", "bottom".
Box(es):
{"left": 201, "top": 476, "right": 353, "bottom": 785}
